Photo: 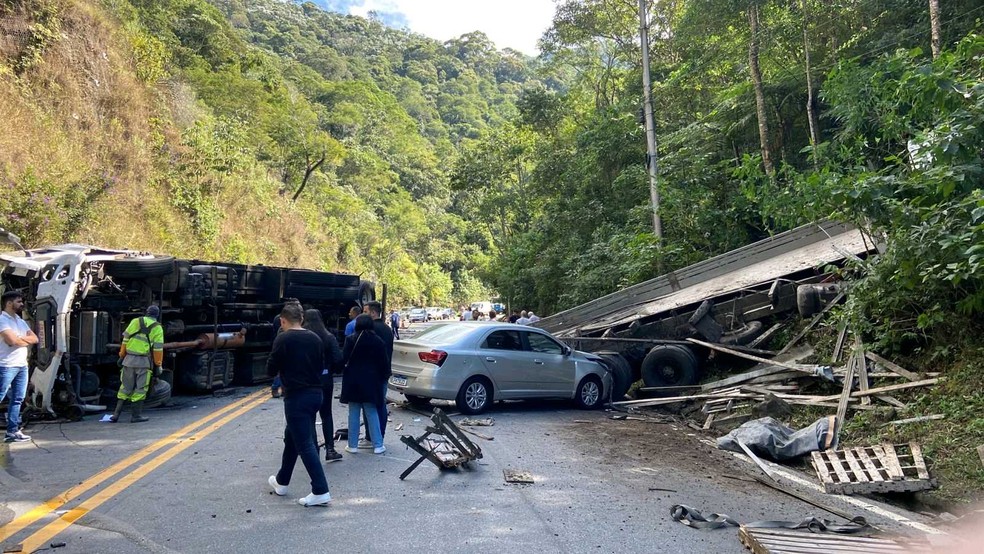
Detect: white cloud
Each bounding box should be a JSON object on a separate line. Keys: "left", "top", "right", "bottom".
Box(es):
{"left": 348, "top": 0, "right": 558, "bottom": 55}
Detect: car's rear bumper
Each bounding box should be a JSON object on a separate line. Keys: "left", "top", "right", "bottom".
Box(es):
{"left": 387, "top": 368, "right": 459, "bottom": 400}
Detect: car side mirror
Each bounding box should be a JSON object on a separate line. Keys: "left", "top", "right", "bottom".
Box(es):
{"left": 562, "top": 345, "right": 572, "bottom": 356}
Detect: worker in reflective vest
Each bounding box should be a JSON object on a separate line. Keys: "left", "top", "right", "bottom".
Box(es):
{"left": 111, "top": 305, "right": 164, "bottom": 423}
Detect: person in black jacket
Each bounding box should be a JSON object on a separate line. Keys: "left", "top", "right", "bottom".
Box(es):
{"left": 266, "top": 302, "right": 331, "bottom": 507}
{"left": 340, "top": 315, "right": 389, "bottom": 454}
{"left": 356, "top": 301, "right": 394, "bottom": 448}
{"left": 302, "top": 308, "right": 344, "bottom": 462}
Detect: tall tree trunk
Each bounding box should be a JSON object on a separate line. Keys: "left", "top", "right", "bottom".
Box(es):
{"left": 801, "top": 0, "right": 820, "bottom": 164}
{"left": 292, "top": 153, "right": 325, "bottom": 202}
{"left": 929, "top": 0, "right": 941, "bottom": 59}
{"left": 748, "top": 3, "right": 774, "bottom": 176}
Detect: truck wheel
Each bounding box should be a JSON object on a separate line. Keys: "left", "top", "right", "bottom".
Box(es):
{"left": 103, "top": 257, "right": 175, "bottom": 279}
{"left": 144, "top": 379, "right": 172, "bottom": 409}
{"left": 641, "top": 345, "right": 699, "bottom": 388}
{"left": 455, "top": 376, "right": 492, "bottom": 415}
{"left": 720, "top": 320, "right": 764, "bottom": 345}
{"left": 574, "top": 375, "right": 604, "bottom": 409}
{"left": 358, "top": 281, "right": 375, "bottom": 305}
{"left": 596, "top": 352, "right": 633, "bottom": 401}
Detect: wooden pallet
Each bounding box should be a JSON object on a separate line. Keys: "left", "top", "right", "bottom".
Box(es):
{"left": 811, "top": 443, "right": 935, "bottom": 495}
{"left": 399, "top": 408, "right": 483, "bottom": 480}
{"left": 738, "top": 527, "right": 931, "bottom": 554}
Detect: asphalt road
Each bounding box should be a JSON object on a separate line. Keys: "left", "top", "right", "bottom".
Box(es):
{"left": 0, "top": 321, "right": 946, "bottom": 553}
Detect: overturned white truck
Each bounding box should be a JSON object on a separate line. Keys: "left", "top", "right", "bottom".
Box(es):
{"left": 0, "top": 244, "right": 373, "bottom": 419}
{"left": 535, "top": 221, "right": 878, "bottom": 399}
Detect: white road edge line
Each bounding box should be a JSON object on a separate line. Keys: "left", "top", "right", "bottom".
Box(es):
{"left": 701, "top": 438, "right": 945, "bottom": 535}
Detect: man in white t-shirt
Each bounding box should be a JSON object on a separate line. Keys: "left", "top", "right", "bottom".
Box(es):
{"left": 461, "top": 307, "right": 472, "bottom": 321}
{"left": 528, "top": 312, "right": 541, "bottom": 324}
{"left": 0, "top": 291, "right": 38, "bottom": 442}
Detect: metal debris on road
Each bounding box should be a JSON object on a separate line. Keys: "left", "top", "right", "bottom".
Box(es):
{"left": 459, "top": 417, "right": 494, "bottom": 427}
{"left": 503, "top": 469, "right": 534, "bottom": 484}
{"left": 399, "top": 408, "right": 483, "bottom": 480}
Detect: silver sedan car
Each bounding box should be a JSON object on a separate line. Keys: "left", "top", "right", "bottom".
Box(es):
{"left": 387, "top": 322, "right": 613, "bottom": 414}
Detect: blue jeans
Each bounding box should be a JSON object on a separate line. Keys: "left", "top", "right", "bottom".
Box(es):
{"left": 0, "top": 365, "right": 28, "bottom": 435}
{"left": 276, "top": 388, "right": 329, "bottom": 495}
{"left": 362, "top": 382, "right": 389, "bottom": 440}
{"left": 348, "top": 402, "right": 382, "bottom": 449}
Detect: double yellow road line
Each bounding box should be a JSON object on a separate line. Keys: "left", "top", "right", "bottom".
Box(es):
{"left": 0, "top": 389, "right": 269, "bottom": 552}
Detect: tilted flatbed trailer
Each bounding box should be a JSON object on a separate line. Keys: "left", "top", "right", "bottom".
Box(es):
{"left": 534, "top": 221, "right": 878, "bottom": 398}
{"left": 0, "top": 245, "right": 374, "bottom": 419}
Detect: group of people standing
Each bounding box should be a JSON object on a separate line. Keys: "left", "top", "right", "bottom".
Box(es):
{"left": 267, "top": 300, "right": 393, "bottom": 507}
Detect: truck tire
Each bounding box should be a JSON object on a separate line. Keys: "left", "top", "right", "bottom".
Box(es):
{"left": 144, "top": 379, "right": 172, "bottom": 408}
{"left": 103, "top": 257, "right": 175, "bottom": 279}
{"left": 359, "top": 280, "right": 375, "bottom": 306}
{"left": 720, "top": 320, "right": 764, "bottom": 345}
{"left": 797, "top": 285, "right": 821, "bottom": 318}
{"left": 596, "top": 352, "right": 633, "bottom": 401}
{"left": 641, "top": 345, "right": 699, "bottom": 388}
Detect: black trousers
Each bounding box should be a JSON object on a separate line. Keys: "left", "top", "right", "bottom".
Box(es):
{"left": 319, "top": 380, "right": 335, "bottom": 450}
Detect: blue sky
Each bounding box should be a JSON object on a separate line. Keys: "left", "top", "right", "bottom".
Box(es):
{"left": 303, "top": 0, "right": 558, "bottom": 55}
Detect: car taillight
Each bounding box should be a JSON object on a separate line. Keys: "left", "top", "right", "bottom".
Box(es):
{"left": 418, "top": 350, "right": 447, "bottom": 367}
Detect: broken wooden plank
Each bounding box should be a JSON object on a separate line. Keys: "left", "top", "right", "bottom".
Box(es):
{"left": 865, "top": 352, "right": 921, "bottom": 382}
{"left": 700, "top": 366, "right": 793, "bottom": 391}
{"left": 702, "top": 413, "right": 716, "bottom": 430}
{"left": 831, "top": 321, "right": 848, "bottom": 363}
{"left": 910, "top": 443, "right": 930, "bottom": 480}
{"left": 850, "top": 378, "right": 939, "bottom": 398}
{"left": 874, "top": 395, "right": 907, "bottom": 409}
{"left": 776, "top": 289, "right": 847, "bottom": 355}
{"left": 878, "top": 444, "right": 905, "bottom": 480}
{"left": 686, "top": 338, "right": 816, "bottom": 374}
{"left": 881, "top": 414, "right": 944, "bottom": 427}
{"left": 736, "top": 440, "right": 777, "bottom": 481}
{"left": 835, "top": 350, "right": 857, "bottom": 437}
{"left": 855, "top": 337, "right": 871, "bottom": 406}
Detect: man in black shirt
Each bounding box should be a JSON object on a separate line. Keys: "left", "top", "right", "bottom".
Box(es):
{"left": 266, "top": 302, "right": 331, "bottom": 507}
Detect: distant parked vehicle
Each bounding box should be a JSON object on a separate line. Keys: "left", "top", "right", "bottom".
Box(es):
{"left": 388, "top": 322, "right": 613, "bottom": 414}
{"left": 441, "top": 307, "right": 455, "bottom": 319}
{"left": 408, "top": 308, "right": 428, "bottom": 323}
{"left": 426, "top": 307, "right": 445, "bottom": 321}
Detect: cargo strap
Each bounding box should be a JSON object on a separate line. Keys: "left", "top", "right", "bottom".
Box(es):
{"left": 669, "top": 504, "right": 869, "bottom": 534}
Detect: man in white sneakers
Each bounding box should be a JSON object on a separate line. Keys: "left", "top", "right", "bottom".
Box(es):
{"left": 0, "top": 291, "right": 37, "bottom": 443}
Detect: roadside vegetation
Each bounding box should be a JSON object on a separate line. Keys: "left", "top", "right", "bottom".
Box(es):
{"left": 0, "top": 0, "right": 981, "bottom": 500}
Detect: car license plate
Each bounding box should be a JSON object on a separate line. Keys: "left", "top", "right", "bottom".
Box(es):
{"left": 390, "top": 375, "right": 408, "bottom": 387}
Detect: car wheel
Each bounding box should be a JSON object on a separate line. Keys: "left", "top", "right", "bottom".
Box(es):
{"left": 574, "top": 375, "right": 604, "bottom": 409}
{"left": 404, "top": 394, "right": 432, "bottom": 409}
{"left": 455, "top": 376, "right": 492, "bottom": 415}
{"left": 641, "top": 345, "right": 700, "bottom": 388}
{"left": 596, "top": 352, "right": 633, "bottom": 401}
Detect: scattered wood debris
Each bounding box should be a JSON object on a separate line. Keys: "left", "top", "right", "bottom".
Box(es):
{"left": 459, "top": 417, "right": 494, "bottom": 427}
{"left": 398, "top": 408, "right": 483, "bottom": 480}
{"left": 738, "top": 526, "right": 932, "bottom": 554}
{"left": 881, "top": 414, "right": 944, "bottom": 427}
{"left": 810, "top": 443, "right": 936, "bottom": 495}
{"left": 503, "top": 469, "right": 534, "bottom": 484}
